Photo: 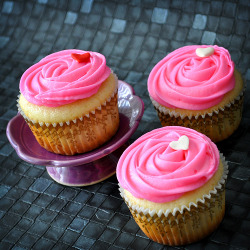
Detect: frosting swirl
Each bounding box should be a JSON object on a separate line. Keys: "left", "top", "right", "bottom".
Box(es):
{"left": 117, "top": 126, "right": 220, "bottom": 203}
{"left": 148, "top": 45, "right": 235, "bottom": 110}
{"left": 20, "top": 49, "right": 111, "bottom": 107}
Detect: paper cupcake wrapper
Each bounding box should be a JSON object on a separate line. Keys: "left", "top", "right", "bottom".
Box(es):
{"left": 17, "top": 90, "right": 119, "bottom": 155}
{"left": 150, "top": 91, "right": 244, "bottom": 142}
{"left": 119, "top": 154, "right": 228, "bottom": 245}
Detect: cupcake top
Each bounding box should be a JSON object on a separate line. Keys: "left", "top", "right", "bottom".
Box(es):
{"left": 20, "top": 49, "right": 111, "bottom": 107}
{"left": 116, "top": 126, "right": 220, "bottom": 203}
{"left": 148, "top": 45, "right": 235, "bottom": 110}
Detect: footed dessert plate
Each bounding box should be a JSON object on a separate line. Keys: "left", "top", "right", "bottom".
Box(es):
{"left": 7, "top": 81, "right": 144, "bottom": 186}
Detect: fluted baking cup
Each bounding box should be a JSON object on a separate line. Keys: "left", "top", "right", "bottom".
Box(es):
{"left": 151, "top": 90, "right": 244, "bottom": 142}
{"left": 119, "top": 154, "right": 228, "bottom": 246}
{"left": 17, "top": 92, "right": 119, "bottom": 155}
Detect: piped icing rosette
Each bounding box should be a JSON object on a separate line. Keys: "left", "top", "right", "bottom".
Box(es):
{"left": 20, "top": 49, "right": 111, "bottom": 107}
{"left": 117, "top": 126, "right": 220, "bottom": 203}
{"left": 148, "top": 45, "right": 235, "bottom": 110}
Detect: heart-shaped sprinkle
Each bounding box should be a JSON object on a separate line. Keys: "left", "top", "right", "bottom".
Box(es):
{"left": 71, "top": 52, "right": 90, "bottom": 63}
{"left": 169, "top": 135, "right": 189, "bottom": 151}
{"left": 196, "top": 47, "right": 214, "bottom": 57}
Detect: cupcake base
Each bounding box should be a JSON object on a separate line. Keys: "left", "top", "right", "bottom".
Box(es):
{"left": 120, "top": 155, "right": 228, "bottom": 246}
{"left": 154, "top": 94, "right": 244, "bottom": 142}
{"left": 126, "top": 186, "right": 225, "bottom": 246}
{"left": 25, "top": 93, "right": 119, "bottom": 155}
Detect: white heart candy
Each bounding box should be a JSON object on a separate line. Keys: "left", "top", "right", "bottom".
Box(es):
{"left": 196, "top": 47, "right": 214, "bottom": 57}
{"left": 169, "top": 135, "right": 189, "bottom": 150}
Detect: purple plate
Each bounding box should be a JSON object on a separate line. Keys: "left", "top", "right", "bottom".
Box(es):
{"left": 7, "top": 81, "right": 144, "bottom": 186}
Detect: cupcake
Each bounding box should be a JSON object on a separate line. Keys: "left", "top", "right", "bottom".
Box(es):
{"left": 148, "top": 45, "right": 244, "bottom": 142}
{"left": 18, "top": 49, "right": 119, "bottom": 155}
{"left": 117, "top": 126, "right": 228, "bottom": 246}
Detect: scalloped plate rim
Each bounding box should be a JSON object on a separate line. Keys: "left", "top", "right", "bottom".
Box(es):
{"left": 6, "top": 80, "right": 144, "bottom": 167}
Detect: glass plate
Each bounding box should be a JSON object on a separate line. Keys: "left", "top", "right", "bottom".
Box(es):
{"left": 7, "top": 80, "right": 144, "bottom": 186}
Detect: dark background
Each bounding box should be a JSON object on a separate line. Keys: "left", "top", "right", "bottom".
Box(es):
{"left": 0, "top": 0, "right": 249, "bottom": 249}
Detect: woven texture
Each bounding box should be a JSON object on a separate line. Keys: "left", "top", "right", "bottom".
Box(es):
{"left": 0, "top": 0, "right": 250, "bottom": 249}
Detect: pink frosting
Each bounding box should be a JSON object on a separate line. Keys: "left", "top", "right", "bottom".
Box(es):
{"left": 20, "top": 49, "right": 111, "bottom": 107}
{"left": 117, "top": 126, "right": 220, "bottom": 203}
{"left": 148, "top": 45, "right": 235, "bottom": 110}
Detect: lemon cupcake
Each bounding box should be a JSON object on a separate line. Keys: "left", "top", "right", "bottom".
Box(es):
{"left": 117, "top": 126, "right": 228, "bottom": 246}
{"left": 18, "top": 49, "right": 119, "bottom": 155}
{"left": 148, "top": 45, "right": 244, "bottom": 142}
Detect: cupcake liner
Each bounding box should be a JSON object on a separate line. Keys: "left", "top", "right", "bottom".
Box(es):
{"left": 150, "top": 90, "right": 244, "bottom": 142}
{"left": 17, "top": 90, "right": 119, "bottom": 155}
{"left": 119, "top": 154, "right": 228, "bottom": 245}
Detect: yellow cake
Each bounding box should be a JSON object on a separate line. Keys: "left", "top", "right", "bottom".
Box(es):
{"left": 148, "top": 45, "right": 244, "bottom": 142}
{"left": 117, "top": 126, "right": 228, "bottom": 245}
{"left": 18, "top": 49, "right": 119, "bottom": 155}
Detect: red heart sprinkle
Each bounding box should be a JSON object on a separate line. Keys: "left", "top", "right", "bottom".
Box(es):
{"left": 71, "top": 52, "right": 90, "bottom": 63}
